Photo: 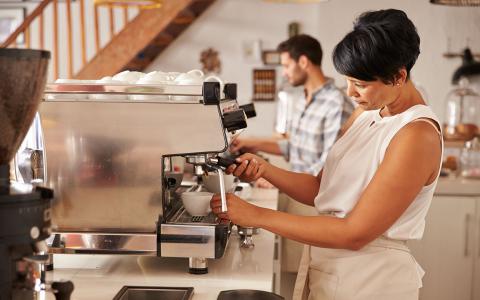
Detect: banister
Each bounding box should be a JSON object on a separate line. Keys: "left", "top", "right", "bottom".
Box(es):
{"left": 66, "top": 0, "right": 73, "bottom": 78}
{"left": 80, "top": 0, "right": 87, "bottom": 65}
{"left": 39, "top": 12, "right": 44, "bottom": 49}
{"left": 0, "top": 0, "right": 53, "bottom": 48}
{"left": 53, "top": 0, "right": 59, "bottom": 79}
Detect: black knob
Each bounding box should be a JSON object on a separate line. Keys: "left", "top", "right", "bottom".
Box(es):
{"left": 239, "top": 103, "right": 257, "bottom": 118}
{"left": 222, "top": 110, "right": 247, "bottom": 132}
{"left": 52, "top": 280, "right": 74, "bottom": 300}
{"left": 203, "top": 81, "right": 220, "bottom": 104}
{"left": 166, "top": 177, "right": 177, "bottom": 189}
{"left": 223, "top": 83, "right": 237, "bottom": 100}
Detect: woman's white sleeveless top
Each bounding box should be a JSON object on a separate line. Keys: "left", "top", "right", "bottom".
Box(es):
{"left": 314, "top": 104, "right": 442, "bottom": 240}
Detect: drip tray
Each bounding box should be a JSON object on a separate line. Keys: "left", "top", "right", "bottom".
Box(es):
{"left": 171, "top": 207, "right": 217, "bottom": 225}
{"left": 113, "top": 286, "right": 193, "bottom": 300}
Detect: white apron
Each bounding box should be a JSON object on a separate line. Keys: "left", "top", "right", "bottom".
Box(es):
{"left": 292, "top": 237, "right": 424, "bottom": 300}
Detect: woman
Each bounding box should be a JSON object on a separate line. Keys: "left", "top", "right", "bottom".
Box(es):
{"left": 211, "top": 9, "right": 442, "bottom": 300}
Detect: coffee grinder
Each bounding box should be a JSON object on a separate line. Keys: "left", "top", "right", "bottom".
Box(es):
{"left": 0, "top": 49, "right": 72, "bottom": 300}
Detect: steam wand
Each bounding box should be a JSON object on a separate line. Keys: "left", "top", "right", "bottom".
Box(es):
{"left": 205, "top": 156, "right": 237, "bottom": 213}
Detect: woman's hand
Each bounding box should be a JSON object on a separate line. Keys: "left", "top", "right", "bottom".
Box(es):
{"left": 210, "top": 193, "right": 263, "bottom": 227}
{"left": 224, "top": 153, "right": 270, "bottom": 183}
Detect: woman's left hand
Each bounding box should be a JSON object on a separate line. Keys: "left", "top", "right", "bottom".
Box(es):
{"left": 210, "top": 193, "right": 263, "bottom": 227}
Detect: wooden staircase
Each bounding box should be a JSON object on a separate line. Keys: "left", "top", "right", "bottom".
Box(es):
{"left": 76, "top": 0, "right": 216, "bottom": 79}
{"left": 1, "top": 0, "right": 216, "bottom": 80}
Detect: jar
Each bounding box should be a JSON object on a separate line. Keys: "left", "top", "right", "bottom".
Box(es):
{"left": 443, "top": 78, "right": 480, "bottom": 142}
{"left": 460, "top": 137, "right": 480, "bottom": 179}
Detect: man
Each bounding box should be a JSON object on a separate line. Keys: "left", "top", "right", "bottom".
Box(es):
{"left": 231, "top": 34, "right": 354, "bottom": 176}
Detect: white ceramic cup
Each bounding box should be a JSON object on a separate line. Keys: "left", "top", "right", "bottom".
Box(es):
{"left": 132, "top": 71, "right": 171, "bottom": 100}
{"left": 112, "top": 70, "right": 145, "bottom": 84}
{"left": 138, "top": 71, "right": 170, "bottom": 84}
{"left": 181, "top": 191, "right": 214, "bottom": 216}
{"left": 187, "top": 69, "right": 204, "bottom": 77}
{"left": 167, "top": 72, "right": 181, "bottom": 81}
{"left": 174, "top": 69, "right": 204, "bottom": 85}
{"left": 202, "top": 172, "right": 235, "bottom": 194}
{"left": 172, "top": 70, "right": 204, "bottom": 101}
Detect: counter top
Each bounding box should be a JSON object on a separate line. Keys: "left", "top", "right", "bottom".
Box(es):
{"left": 45, "top": 188, "right": 279, "bottom": 300}
{"left": 435, "top": 177, "right": 480, "bottom": 196}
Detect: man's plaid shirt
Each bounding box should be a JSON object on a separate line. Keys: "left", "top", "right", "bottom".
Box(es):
{"left": 278, "top": 79, "right": 355, "bottom": 175}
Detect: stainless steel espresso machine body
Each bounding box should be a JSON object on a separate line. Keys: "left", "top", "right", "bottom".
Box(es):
{"left": 39, "top": 81, "right": 247, "bottom": 273}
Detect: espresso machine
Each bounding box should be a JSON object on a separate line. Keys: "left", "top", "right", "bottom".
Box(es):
{"left": 39, "top": 79, "right": 248, "bottom": 274}
{"left": 0, "top": 49, "right": 73, "bottom": 300}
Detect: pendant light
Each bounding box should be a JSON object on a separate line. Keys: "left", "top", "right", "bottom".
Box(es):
{"left": 430, "top": 0, "right": 480, "bottom": 6}
{"left": 452, "top": 48, "right": 480, "bottom": 84}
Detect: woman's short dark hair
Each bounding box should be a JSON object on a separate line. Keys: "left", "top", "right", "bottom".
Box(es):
{"left": 332, "top": 9, "right": 420, "bottom": 84}
{"left": 277, "top": 34, "right": 323, "bottom": 66}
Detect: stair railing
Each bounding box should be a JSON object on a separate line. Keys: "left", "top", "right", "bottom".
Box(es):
{"left": 1, "top": 0, "right": 142, "bottom": 80}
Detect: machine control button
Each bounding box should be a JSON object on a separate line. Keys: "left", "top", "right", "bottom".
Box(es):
{"left": 30, "top": 226, "right": 40, "bottom": 239}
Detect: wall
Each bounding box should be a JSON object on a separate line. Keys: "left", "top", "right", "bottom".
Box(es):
{"left": 147, "top": 0, "right": 480, "bottom": 137}
{"left": 146, "top": 0, "right": 320, "bottom": 136}
{"left": 315, "top": 0, "right": 480, "bottom": 129}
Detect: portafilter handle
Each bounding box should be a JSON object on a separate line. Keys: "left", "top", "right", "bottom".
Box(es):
{"left": 214, "top": 156, "right": 237, "bottom": 168}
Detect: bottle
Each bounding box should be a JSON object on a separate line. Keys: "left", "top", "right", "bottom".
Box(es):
{"left": 460, "top": 137, "right": 480, "bottom": 179}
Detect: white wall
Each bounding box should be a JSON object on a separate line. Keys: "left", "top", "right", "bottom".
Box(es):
{"left": 147, "top": 0, "right": 480, "bottom": 137}
{"left": 315, "top": 0, "right": 480, "bottom": 129}
{"left": 146, "top": 0, "right": 320, "bottom": 136}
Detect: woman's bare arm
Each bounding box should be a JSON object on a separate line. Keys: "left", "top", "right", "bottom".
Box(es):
{"left": 214, "top": 121, "right": 442, "bottom": 250}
